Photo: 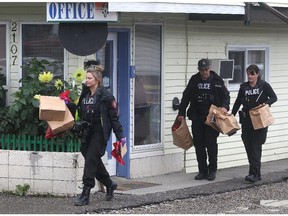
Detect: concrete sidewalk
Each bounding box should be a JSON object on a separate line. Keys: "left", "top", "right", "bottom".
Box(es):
{"left": 113, "top": 158, "right": 288, "bottom": 196}
{"left": 0, "top": 158, "right": 288, "bottom": 214}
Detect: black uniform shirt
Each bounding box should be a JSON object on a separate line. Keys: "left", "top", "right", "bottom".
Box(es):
{"left": 232, "top": 79, "right": 277, "bottom": 115}
{"left": 81, "top": 92, "right": 102, "bottom": 130}
{"left": 178, "top": 71, "right": 230, "bottom": 122}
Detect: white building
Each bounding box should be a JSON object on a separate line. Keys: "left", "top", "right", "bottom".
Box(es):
{"left": 0, "top": 2, "right": 287, "bottom": 195}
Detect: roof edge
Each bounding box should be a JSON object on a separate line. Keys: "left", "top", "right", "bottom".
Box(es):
{"left": 109, "top": 2, "right": 245, "bottom": 15}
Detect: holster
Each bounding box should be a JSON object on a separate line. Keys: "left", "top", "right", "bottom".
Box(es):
{"left": 239, "top": 110, "right": 250, "bottom": 124}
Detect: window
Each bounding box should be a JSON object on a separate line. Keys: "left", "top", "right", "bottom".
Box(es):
{"left": 228, "top": 46, "right": 269, "bottom": 91}
{"left": 0, "top": 24, "right": 7, "bottom": 107}
{"left": 134, "top": 24, "right": 162, "bottom": 146}
{"left": 22, "top": 24, "right": 64, "bottom": 79}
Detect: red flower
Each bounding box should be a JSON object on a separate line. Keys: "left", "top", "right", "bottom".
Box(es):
{"left": 59, "top": 90, "right": 71, "bottom": 103}
{"left": 111, "top": 141, "right": 125, "bottom": 165}
{"left": 45, "top": 125, "right": 65, "bottom": 139}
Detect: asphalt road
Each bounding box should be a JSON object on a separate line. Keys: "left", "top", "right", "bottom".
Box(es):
{"left": 1, "top": 172, "right": 288, "bottom": 214}
{"left": 104, "top": 180, "right": 288, "bottom": 214}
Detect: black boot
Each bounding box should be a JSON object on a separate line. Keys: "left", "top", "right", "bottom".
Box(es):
{"left": 105, "top": 182, "right": 117, "bottom": 201}
{"left": 74, "top": 186, "right": 91, "bottom": 206}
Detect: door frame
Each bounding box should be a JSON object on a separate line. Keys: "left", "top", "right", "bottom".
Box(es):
{"left": 105, "top": 32, "right": 118, "bottom": 176}
{"left": 110, "top": 28, "right": 131, "bottom": 178}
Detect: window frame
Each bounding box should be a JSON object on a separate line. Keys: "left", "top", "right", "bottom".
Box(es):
{"left": 132, "top": 21, "right": 164, "bottom": 154}
{"left": 20, "top": 22, "right": 67, "bottom": 82}
{"left": 0, "top": 22, "right": 10, "bottom": 105}
{"left": 227, "top": 44, "right": 270, "bottom": 92}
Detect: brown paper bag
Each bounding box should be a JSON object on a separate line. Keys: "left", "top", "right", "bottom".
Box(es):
{"left": 249, "top": 104, "right": 274, "bottom": 130}
{"left": 214, "top": 111, "right": 240, "bottom": 136}
{"left": 205, "top": 104, "right": 221, "bottom": 132}
{"left": 171, "top": 118, "right": 193, "bottom": 150}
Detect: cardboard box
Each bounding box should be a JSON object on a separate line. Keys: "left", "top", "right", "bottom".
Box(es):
{"left": 47, "top": 106, "right": 75, "bottom": 135}
{"left": 39, "top": 96, "right": 66, "bottom": 121}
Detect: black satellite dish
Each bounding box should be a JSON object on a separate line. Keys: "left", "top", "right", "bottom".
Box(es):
{"left": 58, "top": 22, "right": 108, "bottom": 56}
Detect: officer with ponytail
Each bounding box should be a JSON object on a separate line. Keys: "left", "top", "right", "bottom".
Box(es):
{"left": 232, "top": 64, "right": 277, "bottom": 183}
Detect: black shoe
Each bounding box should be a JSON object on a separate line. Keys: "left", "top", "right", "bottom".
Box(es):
{"left": 195, "top": 173, "right": 208, "bottom": 180}
{"left": 245, "top": 174, "right": 261, "bottom": 183}
{"left": 105, "top": 182, "right": 117, "bottom": 201}
{"left": 74, "top": 186, "right": 91, "bottom": 206}
{"left": 207, "top": 171, "right": 216, "bottom": 181}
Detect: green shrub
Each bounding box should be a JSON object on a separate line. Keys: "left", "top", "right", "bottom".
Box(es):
{"left": 15, "top": 184, "right": 30, "bottom": 196}
{"left": 0, "top": 57, "right": 83, "bottom": 137}
{"left": 6, "top": 58, "right": 51, "bottom": 136}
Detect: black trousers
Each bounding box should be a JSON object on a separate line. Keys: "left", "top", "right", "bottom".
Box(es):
{"left": 80, "top": 130, "right": 112, "bottom": 188}
{"left": 192, "top": 121, "right": 220, "bottom": 174}
{"left": 241, "top": 116, "right": 267, "bottom": 177}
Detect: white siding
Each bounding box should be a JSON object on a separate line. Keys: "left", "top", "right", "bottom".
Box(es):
{"left": 1, "top": 3, "right": 288, "bottom": 177}
{"left": 0, "top": 4, "right": 47, "bottom": 100}
{"left": 169, "top": 20, "right": 288, "bottom": 173}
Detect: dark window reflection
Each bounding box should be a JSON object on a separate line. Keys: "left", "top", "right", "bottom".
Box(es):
{"left": 22, "top": 24, "right": 64, "bottom": 79}
{"left": 134, "top": 24, "right": 162, "bottom": 145}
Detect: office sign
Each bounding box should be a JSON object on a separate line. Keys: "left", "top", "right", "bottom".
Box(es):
{"left": 47, "top": 2, "right": 118, "bottom": 22}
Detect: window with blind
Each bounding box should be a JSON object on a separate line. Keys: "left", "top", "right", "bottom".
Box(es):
{"left": 134, "top": 24, "right": 162, "bottom": 146}
{"left": 228, "top": 46, "right": 269, "bottom": 91}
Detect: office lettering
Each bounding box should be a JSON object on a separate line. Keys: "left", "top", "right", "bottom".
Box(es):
{"left": 48, "top": 2, "right": 96, "bottom": 20}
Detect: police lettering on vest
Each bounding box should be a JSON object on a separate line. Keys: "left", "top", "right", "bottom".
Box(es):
{"left": 198, "top": 83, "right": 211, "bottom": 90}
{"left": 245, "top": 88, "right": 260, "bottom": 96}
{"left": 83, "top": 97, "right": 94, "bottom": 105}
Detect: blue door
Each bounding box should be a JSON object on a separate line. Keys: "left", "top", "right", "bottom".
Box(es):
{"left": 96, "top": 30, "right": 130, "bottom": 178}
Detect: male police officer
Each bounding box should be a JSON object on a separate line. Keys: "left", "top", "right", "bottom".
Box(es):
{"left": 177, "top": 58, "right": 230, "bottom": 181}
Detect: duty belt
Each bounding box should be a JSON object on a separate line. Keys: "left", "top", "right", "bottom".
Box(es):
{"left": 240, "top": 110, "right": 250, "bottom": 118}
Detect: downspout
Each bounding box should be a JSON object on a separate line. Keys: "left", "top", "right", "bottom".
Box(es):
{"left": 258, "top": 2, "right": 288, "bottom": 24}
{"left": 244, "top": 2, "right": 252, "bottom": 26}
{"left": 184, "top": 15, "right": 189, "bottom": 172}
{"left": 184, "top": 16, "right": 189, "bottom": 86}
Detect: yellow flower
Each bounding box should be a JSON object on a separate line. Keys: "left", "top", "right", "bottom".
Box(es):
{"left": 54, "top": 79, "right": 63, "bottom": 90}
{"left": 38, "top": 71, "right": 53, "bottom": 83}
{"left": 74, "top": 96, "right": 79, "bottom": 105}
{"left": 34, "top": 94, "right": 40, "bottom": 100}
{"left": 74, "top": 97, "right": 80, "bottom": 104}
{"left": 72, "top": 69, "right": 85, "bottom": 84}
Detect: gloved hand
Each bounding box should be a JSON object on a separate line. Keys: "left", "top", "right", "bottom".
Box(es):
{"left": 121, "top": 137, "right": 126, "bottom": 145}
{"left": 177, "top": 115, "right": 184, "bottom": 122}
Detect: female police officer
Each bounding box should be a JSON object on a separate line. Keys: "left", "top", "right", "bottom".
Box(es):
{"left": 74, "top": 64, "right": 124, "bottom": 206}
{"left": 231, "top": 64, "right": 277, "bottom": 183}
